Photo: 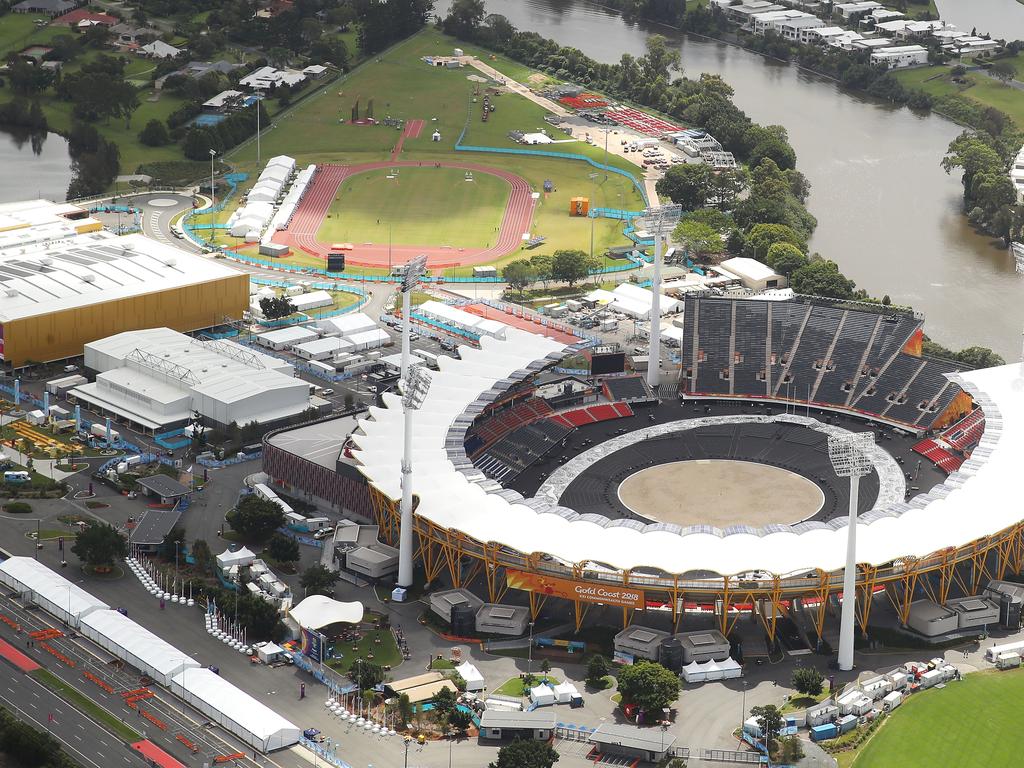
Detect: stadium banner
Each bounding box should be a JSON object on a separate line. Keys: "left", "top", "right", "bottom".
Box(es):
{"left": 301, "top": 628, "right": 323, "bottom": 664}
{"left": 506, "top": 569, "right": 645, "bottom": 609}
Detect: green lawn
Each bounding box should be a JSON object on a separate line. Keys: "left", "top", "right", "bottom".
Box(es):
{"left": 317, "top": 166, "right": 509, "bottom": 248}
{"left": 494, "top": 674, "right": 561, "bottom": 697}
{"left": 853, "top": 670, "right": 1024, "bottom": 767}
{"left": 0, "top": 14, "right": 45, "bottom": 59}
{"left": 324, "top": 628, "right": 402, "bottom": 675}
{"left": 30, "top": 669, "right": 141, "bottom": 743}
{"left": 893, "top": 61, "right": 1024, "bottom": 130}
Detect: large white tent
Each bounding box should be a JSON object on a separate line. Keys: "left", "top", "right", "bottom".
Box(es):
{"left": 681, "top": 657, "right": 742, "bottom": 683}
{"left": 455, "top": 661, "right": 485, "bottom": 692}
{"left": 216, "top": 547, "right": 256, "bottom": 570}
{"left": 79, "top": 609, "right": 201, "bottom": 686}
{"left": 289, "top": 595, "right": 363, "bottom": 631}
{"left": 0, "top": 557, "right": 108, "bottom": 626}
{"left": 170, "top": 667, "right": 301, "bottom": 751}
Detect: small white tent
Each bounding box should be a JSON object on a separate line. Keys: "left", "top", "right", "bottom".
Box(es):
{"left": 529, "top": 684, "right": 556, "bottom": 706}
{"left": 216, "top": 547, "right": 256, "bottom": 570}
{"left": 455, "top": 661, "right": 485, "bottom": 692}
{"left": 553, "top": 681, "right": 579, "bottom": 703}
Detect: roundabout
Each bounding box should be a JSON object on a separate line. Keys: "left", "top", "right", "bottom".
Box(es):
{"left": 616, "top": 459, "right": 825, "bottom": 527}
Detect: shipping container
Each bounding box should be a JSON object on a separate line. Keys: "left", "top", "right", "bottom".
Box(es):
{"left": 996, "top": 652, "right": 1021, "bottom": 670}
{"left": 882, "top": 691, "right": 903, "bottom": 711}
{"left": 837, "top": 714, "right": 858, "bottom": 734}
{"left": 810, "top": 724, "right": 837, "bottom": 742}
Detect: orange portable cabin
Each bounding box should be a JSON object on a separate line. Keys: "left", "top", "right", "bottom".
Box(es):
{"left": 569, "top": 197, "right": 590, "bottom": 216}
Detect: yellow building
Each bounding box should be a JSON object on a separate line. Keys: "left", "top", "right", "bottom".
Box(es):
{"left": 0, "top": 201, "right": 248, "bottom": 367}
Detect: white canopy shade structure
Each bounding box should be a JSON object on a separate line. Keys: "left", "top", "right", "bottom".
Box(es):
{"left": 216, "top": 547, "right": 256, "bottom": 570}
{"left": 0, "top": 557, "right": 108, "bottom": 626}
{"left": 289, "top": 595, "right": 364, "bottom": 631}
{"left": 529, "top": 684, "right": 556, "bottom": 706}
{"left": 170, "top": 667, "right": 300, "bottom": 752}
{"left": 681, "top": 657, "right": 742, "bottom": 683}
{"left": 552, "top": 681, "right": 580, "bottom": 703}
{"left": 455, "top": 661, "right": 485, "bottom": 692}
{"left": 79, "top": 609, "right": 201, "bottom": 686}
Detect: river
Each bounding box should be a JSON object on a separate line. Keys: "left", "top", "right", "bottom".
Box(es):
{"left": 445, "top": 0, "right": 1023, "bottom": 358}
{"left": 0, "top": 128, "right": 72, "bottom": 204}
{"left": 934, "top": 0, "right": 1024, "bottom": 42}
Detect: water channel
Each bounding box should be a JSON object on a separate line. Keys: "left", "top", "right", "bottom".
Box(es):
{"left": 0, "top": 128, "right": 72, "bottom": 205}
{"left": 449, "top": 0, "right": 1024, "bottom": 358}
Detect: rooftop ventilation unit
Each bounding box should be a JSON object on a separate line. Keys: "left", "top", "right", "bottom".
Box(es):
{"left": 163, "top": 256, "right": 177, "bottom": 267}
{"left": 81, "top": 273, "right": 95, "bottom": 283}
{"left": 5, "top": 288, "right": 17, "bottom": 297}
{"left": 39, "top": 257, "right": 53, "bottom": 266}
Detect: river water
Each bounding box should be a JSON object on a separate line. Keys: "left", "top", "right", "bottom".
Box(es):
{"left": 934, "top": 0, "right": 1024, "bottom": 42}
{"left": 0, "top": 129, "right": 72, "bottom": 204}
{"left": 448, "top": 0, "right": 1023, "bottom": 358}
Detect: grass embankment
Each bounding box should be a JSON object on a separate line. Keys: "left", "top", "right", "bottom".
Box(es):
{"left": 840, "top": 670, "right": 1024, "bottom": 768}
{"left": 30, "top": 669, "right": 141, "bottom": 742}
{"left": 893, "top": 56, "right": 1024, "bottom": 130}
{"left": 325, "top": 627, "right": 402, "bottom": 675}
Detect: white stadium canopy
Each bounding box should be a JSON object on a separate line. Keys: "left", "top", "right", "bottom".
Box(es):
{"left": 0, "top": 557, "right": 108, "bottom": 625}
{"left": 351, "top": 304, "right": 1024, "bottom": 577}
{"left": 290, "top": 594, "right": 364, "bottom": 630}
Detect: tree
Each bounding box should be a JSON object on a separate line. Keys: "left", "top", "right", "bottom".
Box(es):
{"left": 586, "top": 654, "right": 610, "bottom": 687}
{"left": 751, "top": 704, "right": 783, "bottom": 754}
{"left": 616, "top": 660, "right": 680, "bottom": 712}
{"left": 745, "top": 124, "right": 797, "bottom": 171}
{"left": 953, "top": 345, "right": 1005, "bottom": 368}
{"left": 443, "top": 0, "right": 486, "bottom": 39}
{"left": 226, "top": 494, "right": 285, "bottom": 541}
{"left": 430, "top": 685, "right": 457, "bottom": 717}
{"left": 673, "top": 220, "right": 723, "bottom": 259}
{"left": 349, "top": 659, "right": 384, "bottom": 690}
{"left": 990, "top": 61, "right": 1016, "bottom": 85}
{"left": 790, "top": 259, "right": 856, "bottom": 299}
{"left": 449, "top": 707, "right": 473, "bottom": 734}
{"left": 258, "top": 295, "right": 296, "bottom": 319}
{"left": 138, "top": 119, "right": 170, "bottom": 146}
{"left": 551, "top": 249, "right": 593, "bottom": 287}
{"left": 71, "top": 522, "right": 126, "bottom": 569}
{"left": 266, "top": 533, "right": 300, "bottom": 565}
{"left": 540, "top": 659, "right": 551, "bottom": 675}
{"left": 300, "top": 564, "right": 340, "bottom": 596}
{"left": 397, "top": 693, "right": 413, "bottom": 726}
{"left": 745, "top": 223, "right": 806, "bottom": 261}
{"left": 530, "top": 254, "right": 554, "bottom": 288}
{"left": 779, "top": 735, "right": 804, "bottom": 763}
{"left": 655, "top": 163, "right": 713, "bottom": 210}
{"left": 161, "top": 526, "right": 187, "bottom": 561}
{"left": 191, "top": 538, "right": 213, "bottom": 574}
{"left": 489, "top": 739, "right": 560, "bottom": 768}
{"left": 765, "top": 242, "right": 808, "bottom": 277}
{"left": 791, "top": 666, "right": 824, "bottom": 696}
{"left": 502, "top": 259, "right": 535, "bottom": 296}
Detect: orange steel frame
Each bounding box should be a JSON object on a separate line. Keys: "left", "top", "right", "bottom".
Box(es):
{"left": 372, "top": 491, "right": 1024, "bottom": 643}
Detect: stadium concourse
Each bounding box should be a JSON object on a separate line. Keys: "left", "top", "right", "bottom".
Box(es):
{"left": 263, "top": 294, "right": 1020, "bottom": 643}
{"left": 270, "top": 161, "right": 535, "bottom": 268}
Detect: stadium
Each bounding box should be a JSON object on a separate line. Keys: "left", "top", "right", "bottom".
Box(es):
{"left": 264, "top": 293, "right": 1021, "bottom": 647}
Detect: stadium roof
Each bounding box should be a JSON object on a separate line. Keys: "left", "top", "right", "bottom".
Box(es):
{"left": 0, "top": 230, "right": 243, "bottom": 323}
{"left": 352, "top": 310, "right": 1024, "bottom": 576}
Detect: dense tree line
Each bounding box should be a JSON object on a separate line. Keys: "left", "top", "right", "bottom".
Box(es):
{"left": 181, "top": 101, "right": 269, "bottom": 160}
{"left": 66, "top": 123, "right": 121, "bottom": 199}
{"left": 942, "top": 130, "right": 1024, "bottom": 240}
{"left": 0, "top": 705, "right": 81, "bottom": 768}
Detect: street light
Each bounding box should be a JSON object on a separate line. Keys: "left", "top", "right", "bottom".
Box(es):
{"left": 403, "top": 735, "right": 413, "bottom": 768}
{"left": 396, "top": 363, "right": 432, "bottom": 592}
{"left": 254, "top": 89, "right": 264, "bottom": 165}
{"left": 527, "top": 620, "right": 535, "bottom": 676}
{"left": 827, "top": 431, "right": 874, "bottom": 672}
{"left": 399, "top": 254, "right": 429, "bottom": 384}
{"left": 634, "top": 204, "right": 682, "bottom": 390}
{"left": 209, "top": 149, "right": 217, "bottom": 207}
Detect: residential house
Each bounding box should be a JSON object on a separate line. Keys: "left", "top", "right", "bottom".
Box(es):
{"left": 302, "top": 64, "right": 328, "bottom": 79}
{"left": 869, "top": 44, "right": 929, "bottom": 69}
{"left": 834, "top": 1, "right": 883, "bottom": 20}
{"left": 140, "top": 40, "right": 182, "bottom": 59}
{"left": 949, "top": 36, "right": 1000, "bottom": 55}
{"left": 804, "top": 26, "right": 848, "bottom": 45}
{"left": 109, "top": 23, "right": 159, "bottom": 46}
{"left": 239, "top": 65, "right": 307, "bottom": 90}
{"left": 851, "top": 36, "right": 894, "bottom": 51}
{"left": 202, "top": 90, "right": 245, "bottom": 112}
{"left": 12, "top": 0, "right": 76, "bottom": 17}
{"left": 51, "top": 8, "right": 117, "bottom": 27}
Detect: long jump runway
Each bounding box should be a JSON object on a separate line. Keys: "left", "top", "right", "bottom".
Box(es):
{"left": 274, "top": 161, "right": 536, "bottom": 269}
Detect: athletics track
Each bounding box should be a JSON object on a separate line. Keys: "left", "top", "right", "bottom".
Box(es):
{"left": 272, "top": 161, "right": 535, "bottom": 269}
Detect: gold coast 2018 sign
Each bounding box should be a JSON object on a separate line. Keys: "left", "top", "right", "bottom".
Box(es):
{"left": 506, "top": 569, "right": 645, "bottom": 609}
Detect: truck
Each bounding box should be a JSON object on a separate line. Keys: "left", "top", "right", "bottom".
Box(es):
{"left": 996, "top": 651, "right": 1021, "bottom": 670}
{"left": 882, "top": 690, "right": 903, "bottom": 711}
{"left": 3, "top": 470, "right": 30, "bottom": 484}
{"left": 90, "top": 423, "right": 120, "bottom": 442}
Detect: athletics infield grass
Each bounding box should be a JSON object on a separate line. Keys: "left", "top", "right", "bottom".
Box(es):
{"left": 849, "top": 670, "right": 1024, "bottom": 768}
{"left": 316, "top": 166, "right": 509, "bottom": 249}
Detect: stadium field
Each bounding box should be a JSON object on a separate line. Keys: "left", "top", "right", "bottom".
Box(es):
{"left": 852, "top": 670, "right": 1024, "bottom": 768}
{"left": 316, "top": 166, "right": 510, "bottom": 249}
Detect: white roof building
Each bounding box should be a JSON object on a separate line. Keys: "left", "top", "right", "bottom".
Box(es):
{"left": 72, "top": 328, "right": 309, "bottom": 431}
{"left": 79, "top": 609, "right": 201, "bottom": 685}
{"left": 317, "top": 312, "right": 377, "bottom": 336}
{"left": 719, "top": 257, "right": 786, "bottom": 290}
{"left": 140, "top": 40, "right": 181, "bottom": 58}
{"left": 0, "top": 557, "right": 108, "bottom": 626}
{"left": 203, "top": 90, "right": 244, "bottom": 110}
{"left": 870, "top": 45, "right": 929, "bottom": 68}
{"left": 239, "top": 66, "right": 306, "bottom": 90}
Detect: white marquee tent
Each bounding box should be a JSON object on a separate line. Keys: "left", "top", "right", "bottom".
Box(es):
{"left": 170, "top": 667, "right": 301, "bottom": 751}
{"left": 289, "top": 595, "right": 364, "bottom": 631}
{"left": 216, "top": 547, "right": 256, "bottom": 570}
{"left": 0, "top": 557, "right": 108, "bottom": 626}
{"left": 529, "top": 684, "right": 556, "bottom": 706}
{"left": 455, "top": 661, "right": 485, "bottom": 692}
{"left": 681, "top": 657, "right": 742, "bottom": 683}
{"left": 79, "top": 609, "right": 201, "bottom": 686}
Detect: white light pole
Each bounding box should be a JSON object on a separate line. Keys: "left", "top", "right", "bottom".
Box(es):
{"left": 827, "top": 431, "right": 874, "bottom": 672}
{"left": 399, "top": 254, "right": 429, "bottom": 384}
{"left": 254, "top": 89, "right": 264, "bottom": 165}
{"left": 635, "top": 204, "right": 682, "bottom": 391}
{"left": 397, "top": 363, "right": 432, "bottom": 593}
{"left": 209, "top": 149, "right": 217, "bottom": 207}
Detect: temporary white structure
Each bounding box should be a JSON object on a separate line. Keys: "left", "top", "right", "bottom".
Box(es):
{"left": 318, "top": 312, "right": 377, "bottom": 336}
{"left": 346, "top": 328, "right": 390, "bottom": 351}
{"left": 455, "top": 661, "right": 485, "bottom": 692}
{"left": 680, "top": 657, "right": 742, "bottom": 683}
{"left": 170, "top": 667, "right": 301, "bottom": 751}
{"left": 216, "top": 547, "right": 256, "bottom": 570}
{"left": 552, "top": 681, "right": 580, "bottom": 703}
{"left": 416, "top": 301, "right": 506, "bottom": 339}
{"left": 255, "top": 642, "right": 285, "bottom": 664}
{"left": 79, "top": 609, "right": 201, "bottom": 686}
{"left": 289, "top": 595, "right": 364, "bottom": 630}
{"left": 529, "top": 684, "right": 556, "bottom": 706}
{"left": 0, "top": 557, "right": 108, "bottom": 626}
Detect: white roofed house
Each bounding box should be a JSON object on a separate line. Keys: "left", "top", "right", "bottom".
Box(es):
{"left": 719, "top": 257, "right": 786, "bottom": 290}
{"left": 870, "top": 45, "right": 929, "bottom": 69}
{"left": 239, "top": 66, "right": 307, "bottom": 90}
{"left": 140, "top": 40, "right": 182, "bottom": 59}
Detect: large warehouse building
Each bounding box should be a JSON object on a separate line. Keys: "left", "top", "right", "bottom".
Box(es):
{"left": 72, "top": 327, "right": 312, "bottom": 432}
{"left": 0, "top": 200, "right": 248, "bottom": 367}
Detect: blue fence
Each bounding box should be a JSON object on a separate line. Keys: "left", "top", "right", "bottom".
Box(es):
{"left": 196, "top": 450, "right": 261, "bottom": 468}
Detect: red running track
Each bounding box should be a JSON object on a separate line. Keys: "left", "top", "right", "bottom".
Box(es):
{"left": 273, "top": 161, "right": 535, "bottom": 268}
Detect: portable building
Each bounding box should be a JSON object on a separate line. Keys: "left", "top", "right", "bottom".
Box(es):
{"left": 882, "top": 690, "right": 903, "bottom": 710}
{"left": 317, "top": 313, "right": 377, "bottom": 337}
{"left": 256, "top": 642, "right": 285, "bottom": 664}
{"left": 345, "top": 544, "right": 399, "bottom": 579}
{"left": 346, "top": 328, "right": 390, "bottom": 351}
{"left": 836, "top": 714, "right": 858, "bottom": 735}
{"left": 810, "top": 723, "right": 837, "bottom": 741}
{"left": 907, "top": 599, "right": 958, "bottom": 637}
{"left": 887, "top": 671, "right": 909, "bottom": 691}
{"left": 170, "top": 667, "right": 300, "bottom": 751}
{"left": 46, "top": 374, "right": 87, "bottom": 396}
{"left": 986, "top": 640, "right": 1024, "bottom": 662}
{"left": 805, "top": 702, "right": 839, "bottom": 727}
{"left": 25, "top": 409, "right": 46, "bottom": 425}
{"left": 996, "top": 652, "right": 1021, "bottom": 670}
{"left": 475, "top": 603, "right": 530, "bottom": 636}
{"left": 676, "top": 630, "right": 731, "bottom": 663}
{"left": 255, "top": 326, "right": 318, "bottom": 351}
{"left": 919, "top": 669, "right": 943, "bottom": 689}
{"left": 288, "top": 291, "right": 333, "bottom": 313}
{"left": 614, "top": 625, "right": 670, "bottom": 662}
{"left": 292, "top": 337, "right": 354, "bottom": 361}
{"left": 478, "top": 709, "right": 554, "bottom": 741}
{"left": 79, "top": 609, "right": 201, "bottom": 686}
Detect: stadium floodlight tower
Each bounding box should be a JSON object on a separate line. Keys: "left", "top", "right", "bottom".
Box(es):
{"left": 399, "top": 254, "right": 429, "bottom": 382}
{"left": 828, "top": 430, "right": 875, "bottom": 672}
{"left": 396, "top": 363, "right": 432, "bottom": 597}
{"left": 634, "top": 203, "right": 682, "bottom": 390}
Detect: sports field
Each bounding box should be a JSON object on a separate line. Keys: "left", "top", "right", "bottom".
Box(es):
{"left": 852, "top": 670, "right": 1024, "bottom": 767}
{"left": 316, "top": 166, "right": 509, "bottom": 249}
